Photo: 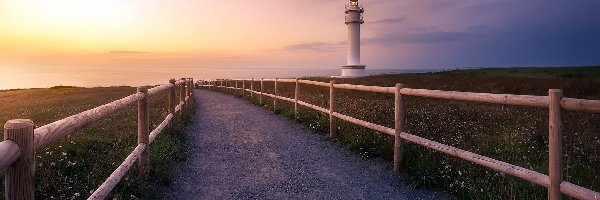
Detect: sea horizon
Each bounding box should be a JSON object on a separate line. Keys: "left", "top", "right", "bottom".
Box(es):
{"left": 0, "top": 67, "right": 450, "bottom": 90}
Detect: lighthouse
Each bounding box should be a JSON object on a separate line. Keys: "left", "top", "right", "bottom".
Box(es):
{"left": 341, "top": 0, "right": 365, "bottom": 77}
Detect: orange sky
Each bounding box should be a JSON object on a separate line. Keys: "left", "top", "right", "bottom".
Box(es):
{"left": 0, "top": 0, "right": 353, "bottom": 70}
{"left": 1, "top": 0, "right": 598, "bottom": 79}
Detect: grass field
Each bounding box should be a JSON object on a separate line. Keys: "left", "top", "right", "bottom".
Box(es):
{"left": 215, "top": 66, "right": 600, "bottom": 199}
{"left": 437, "top": 66, "right": 600, "bottom": 79}
{"left": 0, "top": 86, "right": 191, "bottom": 199}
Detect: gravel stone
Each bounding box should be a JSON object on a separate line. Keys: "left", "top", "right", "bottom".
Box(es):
{"left": 162, "top": 89, "right": 454, "bottom": 200}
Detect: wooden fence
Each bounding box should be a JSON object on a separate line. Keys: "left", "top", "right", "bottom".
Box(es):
{"left": 0, "top": 78, "right": 195, "bottom": 200}
{"left": 201, "top": 78, "right": 600, "bottom": 200}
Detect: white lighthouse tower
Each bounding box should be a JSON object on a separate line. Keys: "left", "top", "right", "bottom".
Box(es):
{"left": 341, "top": 0, "right": 365, "bottom": 77}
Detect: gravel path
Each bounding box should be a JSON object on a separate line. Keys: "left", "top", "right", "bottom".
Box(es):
{"left": 163, "top": 89, "right": 453, "bottom": 199}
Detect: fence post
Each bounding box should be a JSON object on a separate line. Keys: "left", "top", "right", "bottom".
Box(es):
{"left": 251, "top": 78, "right": 254, "bottom": 98}
{"left": 180, "top": 78, "right": 187, "bottom": 108}
{"left": 260, "top": 78, "right": 264, "bottom": 104}
{"left": 548, "top": 89, "right": 563, "bottom": 200}
{"left": 394, "top": 83, "right": 405, "bottom": 171}
{"left": 186, "top": 78, "right": 192, "bottom": 101}
{"left": 329, "top": 80, "right": 336, "bottom": 139}
{"left": 169, "top": 79, "right": 177, "bottom": 133}
{"left": 190, "top": 78, "right": 193, "bottom": 96}
{"left": 235, "top": 80, "right": 238, "bottom": 95}
{"left": 137, "top": 86, "right": 150, "bottom": 175}
{"left": 189, "top": 78, "right": 194, "bottom": 96}
{"left": 295, "top": 78, "right": 299, "bottom": 119}
{"left": 4, "top": 119, "right": 34, "bottom": 200}
{"left": 242, "top": 79, "right": 246, "bottom": 96}
{"left": 274, "top": 78, "right": 278, "bottom": 110}
{"left": 190, "top": 78, "right": 195, "bottom": 102}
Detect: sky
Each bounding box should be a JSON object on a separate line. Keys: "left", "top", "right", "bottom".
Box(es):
{"left": 0, "top": 0, "right": 599, "bottom": 80}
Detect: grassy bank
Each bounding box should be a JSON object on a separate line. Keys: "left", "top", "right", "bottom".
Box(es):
{"left": 212, "top": 67, "right": 600, "bottom": 199}
{"left": 0, "top": 86, "right": 191, "bottom": 199}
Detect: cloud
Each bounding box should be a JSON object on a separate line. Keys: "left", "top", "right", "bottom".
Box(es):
{"left": 109, "top": 51, "right": 149, "bottom": 54}
{"left": 371, "top": 17, "right": 406, "bottom": 24}
{"left": 284, "top": 42, "right": 344, "bottom": 52}
{"left": 365, "top": 29, "right": 478, "bottom": 46}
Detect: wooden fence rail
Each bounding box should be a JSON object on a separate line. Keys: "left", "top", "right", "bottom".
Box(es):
{"left": 201, "top": 78, "right": 600, "bottom": 200}
{"left": 1, "top": 78, "right": 194, "bottom": 200}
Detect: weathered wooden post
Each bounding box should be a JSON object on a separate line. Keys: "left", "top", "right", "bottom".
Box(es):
{"left": 168, "top": 79, "right": 177, "bottom": 133}
{"left": 189, "top": 78, "right": 194, "bottom": 95}
{"left": 250, "top": 78, "right": 254, "bottom": 99}
{"left": 180, "top": 78, "right": 187, "bottom": 108}
{"left": 186, "top": 78, "right": 190, "bottom": 94}
{"left": 548, "top": 89, "right": 563, "bottom": 200}
{"left": 393, "top": 83, "right": 405, "bottom": 172}
{"left": 190, "top": 78, "right": 193, "bottom": 100}
{"left": 294, "top": 78, "right": 299, "bottom": 119}
{"left": 4, "top": 119, "right": 34, "bottom": 200}
{"left": 274, "top": 78, "right": 278, "bottom": 110}
{"left": 235, "top": 80, "right": 238, "bottom": 95}
{"left": 189, "top": 78, "right": 192, "bottom": 96}
{"left": 242, "top": 79, "right": 246, "bottom": 96}
{"left": 329, "top": 80, "right": 336, "bottom": 139}
{"left": 137, "top": 86, "right": 150, "bottom": 175}
{"left": 250, "top": 78, "right": 254, "bottom": 98}
{"left": 190, "top": 78, "right": 194, "bottom": 102}
{"left": 260, "top": 78, "right": 264, "bottom": 104}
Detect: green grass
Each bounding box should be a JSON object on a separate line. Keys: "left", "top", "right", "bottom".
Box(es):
{"left": 0, "top": 86, "right": 191, "bottom": 199}
{"left": 212, "top": 66, "right": 600, "bottom": 199}
{"left": 436, "top": 66, "right": 600, "bottom": 79}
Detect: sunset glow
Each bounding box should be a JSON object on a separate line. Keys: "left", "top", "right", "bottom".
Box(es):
{"left": 0, "top": 0, "right": 598, "bottom": 89}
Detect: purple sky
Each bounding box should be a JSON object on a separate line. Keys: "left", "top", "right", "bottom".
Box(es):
{"left": 287, "top": 0, "right": 600, "bottom": 69}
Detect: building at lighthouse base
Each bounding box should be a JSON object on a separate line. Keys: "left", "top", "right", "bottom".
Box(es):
{"left": 340, "top": 65, "right": 366, "bottom": 77}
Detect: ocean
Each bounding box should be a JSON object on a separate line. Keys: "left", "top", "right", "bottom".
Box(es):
{"left": 0, "top": 67, "right": 439, "bottom": 90}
